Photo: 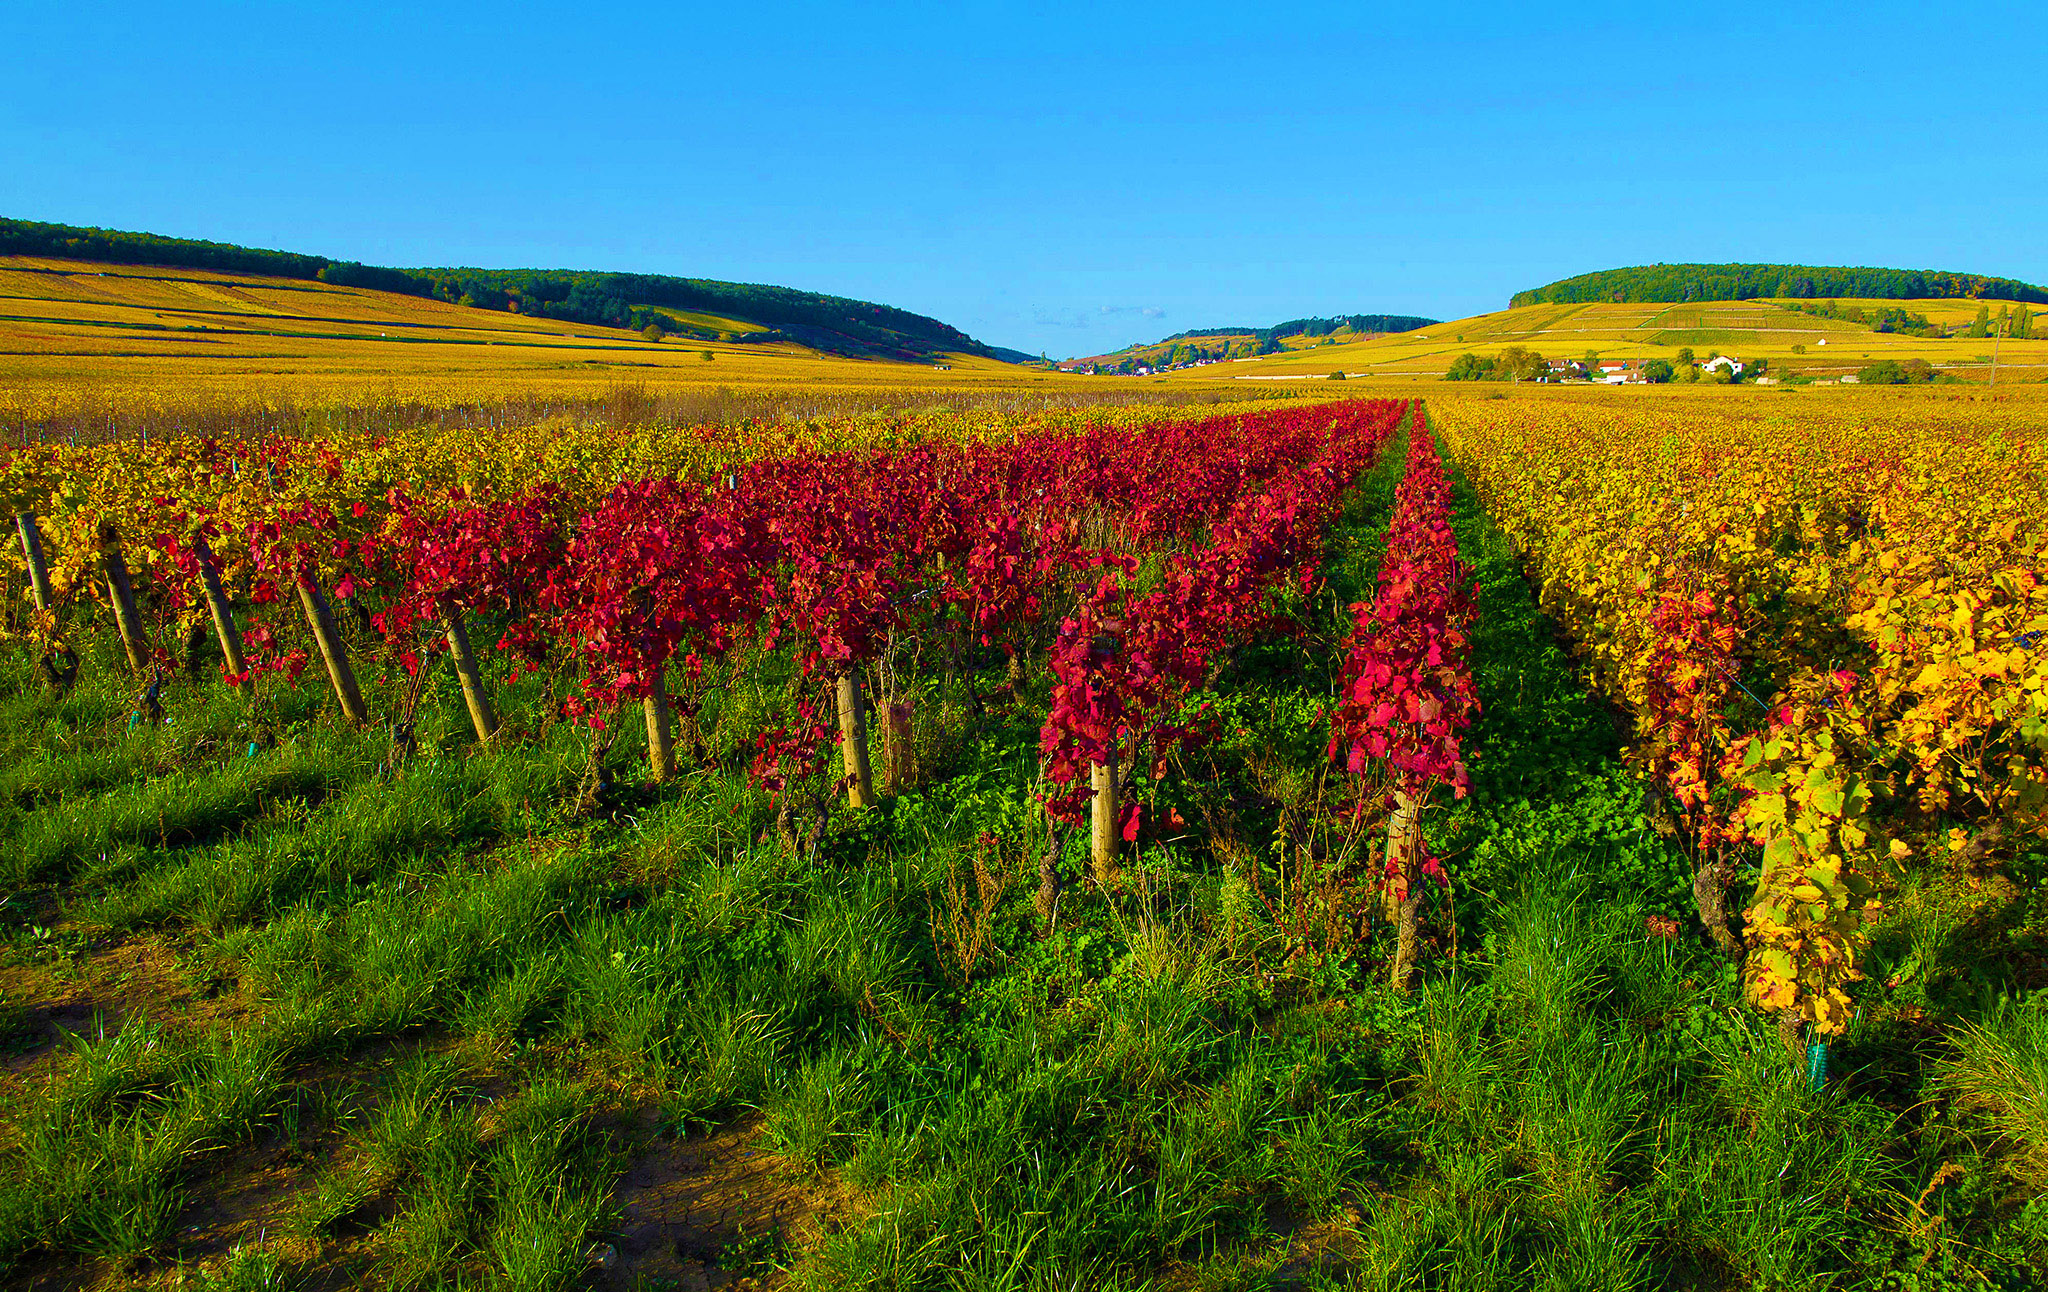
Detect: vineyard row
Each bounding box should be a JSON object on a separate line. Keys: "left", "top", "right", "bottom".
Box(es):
{"left": 1435, "top": 394, "right": 2047, "bottom": 1033}
{"left": 6, "top": 400, "right": 1412, "bottom": 879}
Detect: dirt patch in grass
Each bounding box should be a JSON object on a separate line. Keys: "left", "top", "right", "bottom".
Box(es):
{"left": 598, "top": 1113, "right": 850, "bottom": 1289}
{"left": 0, "top": 929, "right": 241, "bottom": 1080}
{"left": 1152, "top": 1199, "right": 1371, "bottom": 1292}
{"left": 1275, "top": 1208, "right": 1370, "bottom": 1284}
{"left": 164, "top": 1122, "right": 339, "bottom": 1263}
{"left": 5, "top": 1252, "right": 113, "bottom": 1291}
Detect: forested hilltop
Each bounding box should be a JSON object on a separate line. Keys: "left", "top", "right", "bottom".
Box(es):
{"left": 0, "top": 217, "right": 1002, "bottom": 362}
{"left": 1514, "top": 263, "right": 2048, "bottom": 307}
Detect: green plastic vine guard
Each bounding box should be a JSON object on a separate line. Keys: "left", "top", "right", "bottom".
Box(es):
{"left": 1806, "top": 1040, "right": 1829, "bottom": 1092}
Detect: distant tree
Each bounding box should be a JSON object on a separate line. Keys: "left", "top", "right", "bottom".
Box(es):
{"left": 1642, "top": 358, "right": 1675, "bottom": 383}
{"left": 1583, "top": 349, "right": 1600, "bottom": 366}
{"left": 1445, "top": 353, "right": 1495, "bottom": 381}
{"left": 2015, "top": 304, "right": 2034, "bottom": 340}
{"left": 1675, "top": 346, "right": 1696, "bottom": 366}
{"left": 1790, "top": 343, "right": 1806, "bottom": 354}
{"left": 642, "top": 323, "right": 667, "bottom": 342}
{"left": 1492, "top": 345, "right": 1547, "bottom": 381}
{"left": 1858, "top": 359, "right": 1908, "bottom": 384}
{"left": 700, "top": 350, "right": 715, "bottom": 361}
{"left": 1900, "top": 358, "right": 1935, "bottom": 383}
{"left": 1967, "top": 305, "right": 1992, "bottom": 338}
{"left": 718, "top": 331, "right": 739, "bottom": 343}
{"left": 1328, "top": 370, "right": 1347, "bottom": 380}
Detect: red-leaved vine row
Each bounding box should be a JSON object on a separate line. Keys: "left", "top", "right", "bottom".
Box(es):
{"left": 1037, "top": 416, "right": 1396, "bottom": 838}
{"left": 124, "top": 402, "right": 1408, "bottom": 818}
{"left": 1326, "top": 408, "right": 1479, "bottom": 986}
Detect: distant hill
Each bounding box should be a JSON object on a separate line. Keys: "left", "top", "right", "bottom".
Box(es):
{"left": 1067, "top": 313, "right": 1436, "bottom": 371}
{"left": 0, "top": 216, "right": 1013, "bottom": 362}
{"left": 1514, "top": 263, "right": 2048, "bottom": 309}
{"left": 1163, "top": 314, "right": 1438, "bottom": 344}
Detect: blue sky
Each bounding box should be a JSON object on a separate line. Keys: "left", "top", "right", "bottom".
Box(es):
{"left": 3, "top": 2, "right": 2043, "bottom": 357}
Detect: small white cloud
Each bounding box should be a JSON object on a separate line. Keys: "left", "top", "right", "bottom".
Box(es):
{"left": 1033, "top": 305, "right": 1168, "bottom": 328}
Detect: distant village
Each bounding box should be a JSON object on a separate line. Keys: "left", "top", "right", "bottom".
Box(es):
{"left": 1056, "top": 351, "right": 1245, "bottom": 377}
{"left": 1556, "top": 355, "right": 1749, "bottom": 383}
{"left": 1050, "top": 353, "right": 1787, "bottom": 381}
{"left": 1054, "top": 323, "right": 1943, "bottom": 385}
{"left": 1053, "top": 351, "right": 1791, "bottom": 383}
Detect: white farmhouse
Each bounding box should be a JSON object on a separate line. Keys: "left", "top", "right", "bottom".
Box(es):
{"left": 1703, "top": 355, "right": 1745, "bottom": 376}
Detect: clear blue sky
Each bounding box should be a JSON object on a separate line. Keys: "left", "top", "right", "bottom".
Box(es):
{"left": 3, "top": 2, "right": 2043, "bottom": 357}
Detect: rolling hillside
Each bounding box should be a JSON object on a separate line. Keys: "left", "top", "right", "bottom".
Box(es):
{"left": 0, "top": 255, "right": 1072, "bottom": 422}
{"left": 0, "top": 218, "right": 1016, "bottom": 364}
{"left": 1168, "top": 297, "right": 2048, "bottom": 383}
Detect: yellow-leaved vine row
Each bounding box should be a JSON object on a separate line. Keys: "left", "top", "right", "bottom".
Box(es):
{"left": 1433, "top": 388, "right": 2047, "bottom": 1035}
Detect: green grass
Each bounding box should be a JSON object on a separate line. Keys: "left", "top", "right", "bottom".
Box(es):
{"left": 1, "top": 413, "right": 2045, "bottom": 1288}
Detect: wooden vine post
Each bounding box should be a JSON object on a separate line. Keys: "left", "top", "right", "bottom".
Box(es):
{"left": 434, "top": 594, "right": 499, "bottom": 743}
{"left": 15, "top": 513, "right": 53, "bottom": 613}
{"left": 837, "top": 672, "right": 878, "bottom": 808}
{"left": 1385, "top": 789, "right": 1423, "bottom": 993}
{"left": 98, "top": 523, "right": 150, "bottom": 674}
{"left": 1085, "top": 628, "right": 1121, "bottom": 885}
{"left": 630, "top": 589, "right": 676, "bottom": 783}
{"left": 644, "top": 681, "right": 676, "bottom": 783}
{"left": 1090, "top": 747, "right": 1119, "bottom": 885}
{"left": 881, "top": 692, "right": 914, "bottom": 793}
{"left": 296, "top": 572, "right": 369, "bottom": 724}
{"left": 190, "top": 536, "right": 252, "bottom": 694}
